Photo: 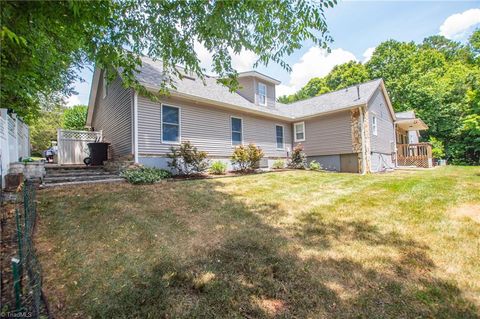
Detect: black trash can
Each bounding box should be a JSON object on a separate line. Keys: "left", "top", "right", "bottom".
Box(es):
{"left": 87, "top": 142, "right": 110, "bottom": 166}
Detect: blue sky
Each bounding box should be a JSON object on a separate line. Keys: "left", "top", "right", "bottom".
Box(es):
{"left": 68, "top": 1, "right": 480, "bottom": 106}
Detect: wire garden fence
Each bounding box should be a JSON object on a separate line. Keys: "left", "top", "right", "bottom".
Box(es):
{"left": 1, "top": 179, "right": 50, "bottom": 318}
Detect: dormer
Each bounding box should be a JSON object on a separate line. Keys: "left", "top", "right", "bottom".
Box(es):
{"left": 236, "top": 71, "right": 281, "bottom": 108}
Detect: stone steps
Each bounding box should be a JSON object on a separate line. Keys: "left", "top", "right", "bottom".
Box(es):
{"left": 41, "top": 178, "right": 125, "bottom": 188}
{"left": 42, "top": 165, "right": 124, "bottom": 188}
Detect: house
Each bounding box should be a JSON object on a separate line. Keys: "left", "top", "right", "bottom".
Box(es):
{"left": 86, "top": 56, "right": 430, "bottom": 173}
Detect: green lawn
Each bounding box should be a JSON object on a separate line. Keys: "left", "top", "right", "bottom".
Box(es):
{"left": 37, "top": 167, "right": 480, "bottom": 318}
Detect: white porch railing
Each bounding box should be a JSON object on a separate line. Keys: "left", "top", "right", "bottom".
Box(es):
{"left": 1, "top": 108, "right": 31, "bottom": 187}
{"left": 57, "top": 129, "right": 102, "bottom": 165}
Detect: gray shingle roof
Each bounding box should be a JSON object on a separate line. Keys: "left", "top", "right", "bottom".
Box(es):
{"left": 135, "top": 56, "right": 383, "bottom": 120}
{"left": 279, "top": 79, "right": 383, "bottom": 119}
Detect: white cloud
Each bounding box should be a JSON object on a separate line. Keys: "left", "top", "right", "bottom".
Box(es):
{"left": 231, "top": 50, "right": 257, "bottom": 72}
{"left": 280, "top": 47, "right": 357, "bottom": 95}
{"left": 194, "top": 41, "right": 258, "bottom": 73}
{"left": 66, "top": 94, "right": 81, "bottom": 107}
{"left": 362, "top": 47, "right": 375, "bottom": 63}
{"left": 276, "top": 84, "right": 297, "bottom": 98}
{"left": 439, "top": 8, "right": 480, "bottom": 39}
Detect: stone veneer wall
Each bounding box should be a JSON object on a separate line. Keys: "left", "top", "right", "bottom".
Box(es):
{"left": 350, "top": 107, "right": 372, "bottom": 173}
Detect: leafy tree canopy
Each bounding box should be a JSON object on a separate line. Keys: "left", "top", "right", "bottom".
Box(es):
{"left": 279, "top": 32, "right": 480, "bottom": 164}
{"left": 63, "top": 105, "right": 87, "bottom": 130}
{"left": 1, "top": 0, "right": 336, "bottom": 121}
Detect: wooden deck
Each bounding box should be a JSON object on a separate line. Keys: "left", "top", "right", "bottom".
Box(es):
{"left": 396, "top": 143, "right": 433, "bottom": 168}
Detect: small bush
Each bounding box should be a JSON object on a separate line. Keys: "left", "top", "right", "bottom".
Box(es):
{"left": 167, "top": 141, "right": 209, "bottom": 175}
{"left": 429, "top": 136, "right": 445, "bottom": 159}
{"left": 272, "top": 159, "right": 285, "bottom": 169}
{"left": 121, "top": 167, "right": 171, "bottom": 184}
{"left": 209, "top": 161, "right": 227, "bottom": 175}
{"left": 231, "top": 144, "right": 264, "bottom": 172}
{"left": 288, "top": 144, "right": 307, "bottom": 169}
{"left": 309, "top": 160, "right": 322, "bottom": 171}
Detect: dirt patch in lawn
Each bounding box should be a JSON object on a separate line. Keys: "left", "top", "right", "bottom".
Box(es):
{"left": 451, "top": 204, "right": 480, "bottom": 223}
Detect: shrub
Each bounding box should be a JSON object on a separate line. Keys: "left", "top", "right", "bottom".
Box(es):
{"left": 309, "top": 160, "right": 321, "bottom": 171}
{"left": 429, "top": 136, "right": 445, "bottom": 159}
{"left": 209, "top": 161, "right": 227, "bottom": 175}
{"left": 121, "top": 167, "right": 171, "bottom": 184}
{"left": 167, "top": 141, "right": 209, "bottom": 175}
{"left": 231, "top": 144, "right": 264, "bottom": 172}
{"left": 288, "top": 144, "right": 307, "bottom": 169}
{"left": 272, "top": 159, "right": 285, "bottom": 169}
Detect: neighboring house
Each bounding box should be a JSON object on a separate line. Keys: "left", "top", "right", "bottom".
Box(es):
{"left": 86, "top": 56, "right": 428, "bottom": 173}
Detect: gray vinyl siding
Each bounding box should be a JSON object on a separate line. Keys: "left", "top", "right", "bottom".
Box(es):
{"left": 368, "top": 88, "right": 395, "bottom": 154}
{"left": 293, "top": 111, "right": 353, "bottom": 156}
{"left": 137, "top": 95, "right": 292, "bottom": 158}
{"left": 91, "top": 73, "right": 133, "bottom": 158}
{"left": 237, "top": 77, "right": 255, "bottom": 103}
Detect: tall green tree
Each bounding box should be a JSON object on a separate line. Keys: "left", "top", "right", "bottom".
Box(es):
{"left": 29, "top": 105, "right": 65, "bottom": 155}
{"left": 1, "top": 0, "right": 336, "bottom": 121}
{"left": 63, "top": 105, "right": 87, "bottom": 130}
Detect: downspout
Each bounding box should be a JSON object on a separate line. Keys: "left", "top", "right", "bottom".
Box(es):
{"left": 393, "top": 122, "right": 398, "bottom": 168}
{"left": 359, "top": 106, "right": 366, "bottom": 175}
{"left": 133, "top": 91, "right": 139, "bottom": 163}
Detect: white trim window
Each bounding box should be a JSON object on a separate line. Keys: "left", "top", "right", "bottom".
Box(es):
{"left": 102, "top": 70, "right": 108, "bottom": 99}
{"left": 161, "top": 104, "right": 181, "bottom": 144}
{"left": 372, "top": 115, "right": 378, "bottom": 136}
{"left": 231, "top": 117, "right": 243, "bottom": 146}
{"left": 294, "top": 122, "right": 305, "bottom": 142}
{"left": 275, "top": 125, "right": 284, "bottom": 150}
{"left": 258, "top": 82, "right": 267, "bottom": 106}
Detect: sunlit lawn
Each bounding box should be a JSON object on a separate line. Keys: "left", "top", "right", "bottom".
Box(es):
{"left": 36, "top": 166, "right": 480, "bottom": 318}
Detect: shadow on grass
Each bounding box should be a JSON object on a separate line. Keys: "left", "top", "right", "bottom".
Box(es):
{"left": 37, "top": 179, "right": 479, "bottom": 318}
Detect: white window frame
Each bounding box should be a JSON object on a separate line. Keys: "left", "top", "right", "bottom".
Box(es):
{"left": 372, "top": 115, "right": 378, "bottom": 136}
{"left": 161, "top": 104, "right": 181, "bottom": 144}
{"left": 294, "top": 121, "right": 305, "bottom": 142}
{"left": 102, "top": 70, "right": 108, "bottom": 99}
{"left": 275, "top": 124, "right": 285, "bottom": 150}
{"left": 230, "top": 116, "right": 243, "bottom": 147}
{"left": 258, "top": 82, "right": 267, "bottom": 106}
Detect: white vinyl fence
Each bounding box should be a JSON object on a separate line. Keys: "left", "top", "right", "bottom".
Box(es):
{"left": 57, "top": 129, "right": 102, "bottom": 164}
{"left": 1, "top": 108, "right": 31, "bottom": 187}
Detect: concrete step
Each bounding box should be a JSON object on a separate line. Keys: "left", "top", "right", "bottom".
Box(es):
{"left": 44, "top": 174, "right": 122, "bottom": 183}
{"left": 46, "top": 170, "right": 114, "bottom": 177}
{"left": 41, "top": 178, "right": 125, "bottom": 188}
{"left": 45, "top": 166, "right": 104, "bottom": 173}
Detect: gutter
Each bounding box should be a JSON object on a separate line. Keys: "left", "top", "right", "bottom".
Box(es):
{"left": 359, "top": 106, "right": 367, "bottom": 175}
{"left": 133, "top": 91, "right": 139, "bottom": 163}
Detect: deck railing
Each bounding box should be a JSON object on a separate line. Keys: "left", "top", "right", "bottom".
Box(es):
{"left": 396, "top": 143, "right": 433, "bottom": 168}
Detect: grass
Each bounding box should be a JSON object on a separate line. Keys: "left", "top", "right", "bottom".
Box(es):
{"left": 36, "top": 166, "right": 480, "bottom": 318}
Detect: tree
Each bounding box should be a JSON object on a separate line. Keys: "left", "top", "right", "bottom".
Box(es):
{"left": 278, "top": 61, "right": 368, "bottom": 103}
{"left": 29, "top": 105, "right": 65, "bottom": 155}
{"left": 324, "top": 61, "right": 369, "bottom": 91}
{"left": 1, "top": 0, "right": 336, "bottom": 121}
{"left": 63, "top": 105, "right": 87, "bottom": 130}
